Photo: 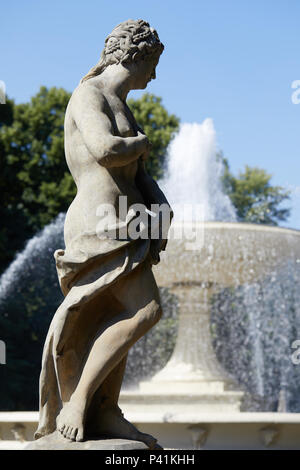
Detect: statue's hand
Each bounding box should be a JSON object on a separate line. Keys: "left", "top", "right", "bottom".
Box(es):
{"left": 149, "top": 240, "right": 161, "bottom": 265}
{"left": 141, "top": 145, "right": 152, "bottom": 161}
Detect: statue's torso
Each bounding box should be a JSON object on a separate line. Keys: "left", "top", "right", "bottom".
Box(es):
{"left": 63, "top": 85, "right": 145, "bottom": 246}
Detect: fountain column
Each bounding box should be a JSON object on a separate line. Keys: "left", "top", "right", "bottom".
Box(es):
{"left": 137, "top": 282, "right": 244, "bottom": 412}
{"left": 142, "top": 283, "right": 234, "bottom": 393}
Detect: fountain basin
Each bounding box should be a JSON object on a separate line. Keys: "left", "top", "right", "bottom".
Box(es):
{"left": 1, "top": 411, "right": 300, "bottom": 450}
{"left": 154, "top": 221, "right": 300, "bottom": 287}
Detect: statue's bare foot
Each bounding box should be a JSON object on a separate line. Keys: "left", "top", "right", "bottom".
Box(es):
{"left": 56, "top": 401, "right": 85, "bottom": 442}
{"left": 92, "top": 406, "right": 161, "bottom": 449}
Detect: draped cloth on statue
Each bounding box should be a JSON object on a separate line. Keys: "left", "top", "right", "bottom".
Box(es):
{"left": 34, "top": 209, "right": 152, "bottom": 439}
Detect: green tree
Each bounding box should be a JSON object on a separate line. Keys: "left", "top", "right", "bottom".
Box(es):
{"left": 1, "top": 87, "right": 73, "bottom": 230}
{"left": 221, "top": 156, "right": 291, "bottom": 225}
{"left": 0, "top": 97, "right": 33, "bottom": 271}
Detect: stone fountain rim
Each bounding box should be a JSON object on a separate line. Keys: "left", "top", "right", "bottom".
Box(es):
{"left": 171, "top": 220, "right": 300, "bottom": 236}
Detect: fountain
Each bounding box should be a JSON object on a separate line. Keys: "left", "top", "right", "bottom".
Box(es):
{"left": 1, "top": 120, "right": 300, "bottom": 449}
{"left": 117, "top": 120, "right": 300, "bottom": 448}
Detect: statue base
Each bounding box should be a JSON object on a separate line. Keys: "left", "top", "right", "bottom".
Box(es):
{"left": 25, "top": 431, "right": 148, "bottom": 450}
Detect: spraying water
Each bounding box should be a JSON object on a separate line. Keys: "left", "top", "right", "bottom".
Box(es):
{"left": 0, "top": 214, "right": 65, "bottom": 306}
{"left": 160, "top": 119, "right": 236, "bottom": 221}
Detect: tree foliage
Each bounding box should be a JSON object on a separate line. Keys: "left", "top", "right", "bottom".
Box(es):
{"left": 221, "top": 156, "right": 291, "bottom": 225}
{"left": 0, "top": 88, "right": 72, "bottom": 273}
{"left": 1, "top": 87, "right": 73, "bottom": 228}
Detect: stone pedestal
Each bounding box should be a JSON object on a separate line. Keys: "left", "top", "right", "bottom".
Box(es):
{"left": 25, "top": 431, "right": 148, "bottom": 450}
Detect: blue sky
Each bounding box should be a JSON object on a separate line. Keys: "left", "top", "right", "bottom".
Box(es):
{"left": 1, "top": 0, "right": 300, "bottom": 228}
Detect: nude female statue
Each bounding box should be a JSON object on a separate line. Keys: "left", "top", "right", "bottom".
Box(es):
{"left": 35, "top": 19, "right": 172, "bottom": 449}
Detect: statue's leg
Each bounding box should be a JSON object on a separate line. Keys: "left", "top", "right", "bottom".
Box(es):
{"left": 87, "top": 354, "right": 161, "bottom": 448}
{"left": 94, "top": 354, "right": 128, "bottom": 409}
{"left": 56, "top": 260, "right": 162, "bottom": 443}
{"left": 87, "top": 353, "right": 162, "bottom": 448}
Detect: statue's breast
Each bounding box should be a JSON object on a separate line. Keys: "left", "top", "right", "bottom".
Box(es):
{"left": 104, "top": 95, "right": 137, "bottom": 138}
{"left": 114, "top": 111, "right": 136, "bottom": 138}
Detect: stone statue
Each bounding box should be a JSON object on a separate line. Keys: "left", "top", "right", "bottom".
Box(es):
{"left": 34, "top": 19, "right": 172, "bottom": 449}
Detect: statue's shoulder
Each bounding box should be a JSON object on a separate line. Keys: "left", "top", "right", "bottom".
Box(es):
{"left": 70, "top": 81, "right": 107, "bottom": 112}
{"left": 67, "top": 81, "right": 113, "bottom": 129}
{"left": 68, "top": 79, "right": 107, "bottom": 119}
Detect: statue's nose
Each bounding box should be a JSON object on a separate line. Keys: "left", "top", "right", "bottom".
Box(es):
{"left": 151, "top": 69, "right": 156, "bottom": 80}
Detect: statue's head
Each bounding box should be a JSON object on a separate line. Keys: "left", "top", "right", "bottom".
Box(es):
{"left": 81, "top": 19, "right": 164, "bottom": 83}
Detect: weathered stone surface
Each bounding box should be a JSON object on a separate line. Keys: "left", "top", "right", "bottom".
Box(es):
{"left": 25, "top": 431, "right": 148, "bottom": 450}
{"left": 35, "top": 19, "right": 170, "bottom": 450}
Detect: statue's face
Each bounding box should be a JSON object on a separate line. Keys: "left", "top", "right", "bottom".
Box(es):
{"left": 132, "top": 55, "right": 160, "bottom": 90}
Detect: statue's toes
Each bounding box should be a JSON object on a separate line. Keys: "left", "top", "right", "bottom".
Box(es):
{"left": 76, "top": 428, "right": 84, "bottom": 442}
{"left": 70, "top": 427, "right": 78, "bottom": 441}
{"left": 58, "top": 423, "right": 65, "bottom": 434}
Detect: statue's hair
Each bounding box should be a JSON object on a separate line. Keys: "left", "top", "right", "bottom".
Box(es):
{"left": 80, "top": 19, "right": 164, "bottom": 83}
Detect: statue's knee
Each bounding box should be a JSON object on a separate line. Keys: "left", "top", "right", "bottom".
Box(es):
{"left": 132, "top": 300, "right": 162, "bottom": 334}
{"left": 144, "top": 300, "right": 162, "bottom": 328}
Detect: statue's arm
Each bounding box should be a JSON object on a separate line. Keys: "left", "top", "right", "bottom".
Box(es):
{"left": 136, "top": 159, "right": 173, "bottom": 258}
{"left": 136, "top": 159, "right": 172, "bottom": 210}
{"left": 71, "top": 86, "right": 150, "bottom": 168}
